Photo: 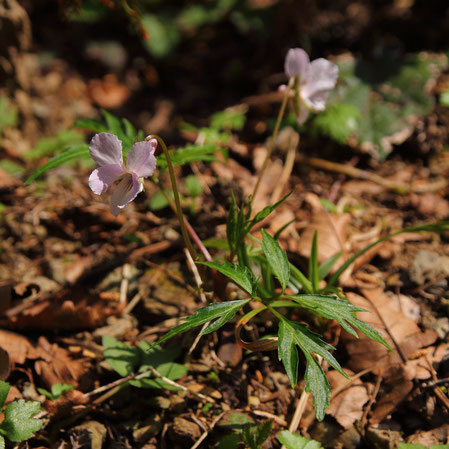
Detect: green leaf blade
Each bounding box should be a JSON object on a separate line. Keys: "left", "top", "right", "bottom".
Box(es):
{"left": 261, "top": 230, "right": 290, "bottom": 292}
{"left": 143, "top": 299, "right": 251, "bottom": 350}
{"left": 0, "top": 400, "right": 42, "bottom": 442}
{"left": 198, "top": 261, "right": 254, "bottom": 295}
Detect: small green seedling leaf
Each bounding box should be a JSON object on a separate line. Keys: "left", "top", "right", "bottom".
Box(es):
{"left": 261, "top": 229, "right": 290, "bottom": 292}
{"left": 0, "top": 400, "right": 42, "bottom": 442}
{"left": 0, "top": 381, "right": 10, "bottom": 409}
{"left": 242, "top": 420, "right": 272, "bottom": 449}
{"left": 142, "top": 299, "right": 251, "bottom": 350}
{"left": 198, "top": 261, "right": 255, "bottom": 295}
{"left": 277, "top": 430, "right": 323, "bottom": 449}
{"left": 149, "top": 190, "right": 172, "bottom": 211}
{"left": 37, "top": 383, "right": 74, "bottom": 401}
{"left": 102, "top": 336, "right": 141, "bottom": 377}
{"left": 217, "top": 433, "right": 241, "bottom": 449}
{"left": 185, "top": 175, "right": 202, "bottom": 197}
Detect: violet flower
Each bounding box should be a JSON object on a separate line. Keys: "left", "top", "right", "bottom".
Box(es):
{"left": 88, "top": 133, "right": 157, "bottom": 216}
{"left": 283, "top": 48, "right": 338, "bottom": 124}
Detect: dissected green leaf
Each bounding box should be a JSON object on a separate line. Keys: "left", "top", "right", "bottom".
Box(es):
{"left": 142, "top": 299, "right": 251, "bottom": 350}
{"left": 0, "top": 400, "right": 42, "bottom": 442}
{"left": 210, "top": 107, "right": 246, "bottom": 132}
{"left": 261, "top": 229, "right": 290, "bottom": 292}
{"left": 24, "top": 130, "right": 84, "bottom": 159}
{"left": 25, "top": 144, "right": 90, "bottom": 184}
{"left": 288, "top": 294, "right": 391, "bottom": 349}
{"left": 102, "top": 336, "right": 141, "bottom": 377}
{"left": 278, "top": 318, "right": 348, "bottom": 420}
{"left": 0, "top": 435, "right": 4, "bottom": 449}
{"left": 198, "top": 261, "right": 255, "bottom": 295}
{"left": 157, "top": 144, "right": 223, "bottom": 168}
{"left": 277, "top": 430, "right": 323, "bottom": 449}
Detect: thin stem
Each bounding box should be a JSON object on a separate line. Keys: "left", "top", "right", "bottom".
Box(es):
{"left": 147, "top": 135, "right": 197, "bottom": 260}
{"left": 252, "top": 77, "right": 294, "bottom": 201}
{"left": 155, "top": 181, "right": 212, "bottom": 262}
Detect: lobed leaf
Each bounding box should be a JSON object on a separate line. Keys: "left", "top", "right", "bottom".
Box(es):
{"left": 0, "top": 400, "right": 42, "bottom": 442}
{"left": 277, "top": 318, "right": 348, "bottom": 421}
{"left": 198, "top": 261, "right": 255, "bottom": 295}
{"left": 288, "top": 294, "right": 391, "bottom": 349}
{"left": 25, "top": 144, "right": 90, "bottom": 184}
{"left": 142, "top": 299, "right": 251, "bottom": 350}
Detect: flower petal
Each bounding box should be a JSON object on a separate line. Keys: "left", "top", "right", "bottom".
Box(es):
{"left": 110, "top": 173, "right": 142, "bottom": 216}
{"left": 126, "top": 140, "right": 157, "bottom": 178}
{"left": 89, "top": 133, "right": 124, "bottom": 167}
{"left": 88, "top": 164, "right": 125, "bottom": 195}
{"left": 301, "top": 58, "right": 338, "bottom": 111}
{"left": 284, "top": 48, "right": 310, "bottom": 79}
{"left": 296, "top": 104, "right": 310, "bottom": 125}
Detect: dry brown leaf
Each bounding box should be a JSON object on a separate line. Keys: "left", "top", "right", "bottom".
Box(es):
{"left": 297, "top": 209, "right": 350, "bottom": 266}
{"left": 369, "top": 365, "right": 414, "bottom": 425}
{"left": 34, "top": 337, "right": 92, "bottom": 390}
{"left": 45, "top": 389, "right": 89, "bottom": 419}
{"left": 342, "top": 288, "right": 437, "bottom": 375}
{"left": 3, "top": 287, "right": 125, "bottom": 331}
{"left": 406, "top": 424, "right": 449, "bottom": 446}
{"left": 327, "top": 369, "right": 371, "bottom": 429}
{"left": 0, "top": 348, "right": 10, "bottom": 381}
{"left": 88, "top": 74, "right": 130, "bottom": 109}
{"left": 0, "top": 329, "right": 40, "bottom": 366}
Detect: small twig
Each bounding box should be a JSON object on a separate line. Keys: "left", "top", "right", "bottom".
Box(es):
{"left": 271, "top": 132, "right": 299, "bottom": 204}
{"left": 184, "top": 248, "right": 207, "bottom": 304}
{"left": 296, "top": 154, "right": 448, "bottom": 193}
{"left": 119, "top": 263, "right": 131, "bottom": 305}
{"left": 252, "top": 410, "right": 288, "bottom": 426}
{"left": 253, "top": 78, "right": 294, "bottom": 200}
{"left": 84, "top": 368, "right": 154, "bottom": 398}
{"left": 148, "top": 367, "right": 216, "bottom": 404}
{"left": 360, "top": 372, "right": 382, "bottom": 432}
{"left": 280, "top": 356, "right": 323, "bottom": 449}
{"left": 189, "top": 412, "right": 225, "bottom": 449}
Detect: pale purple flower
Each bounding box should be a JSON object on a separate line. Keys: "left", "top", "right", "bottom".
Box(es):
{"left": 88, "top": 133, "right": 157, "bottom": 216}
{"left": 282, "top": 48, "right": 338, "bottom": 124}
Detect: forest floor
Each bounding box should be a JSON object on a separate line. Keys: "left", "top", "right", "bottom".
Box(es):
{"left": 1, "top": 1, "right": 449, "bottom": 448}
